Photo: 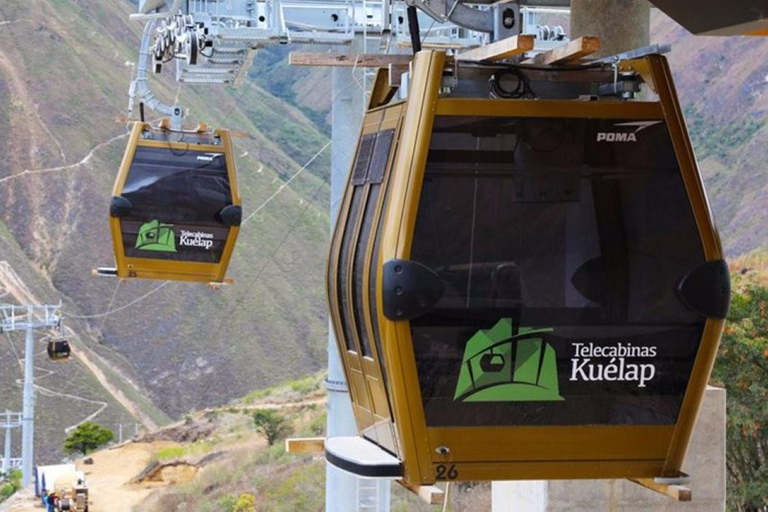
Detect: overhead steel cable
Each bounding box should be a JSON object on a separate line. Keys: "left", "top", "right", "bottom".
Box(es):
{"left": 65, "top": 281, "right": 170, "bottom": 320}
{"left": 241, "top": 140, "right": 331, "bottom": 224}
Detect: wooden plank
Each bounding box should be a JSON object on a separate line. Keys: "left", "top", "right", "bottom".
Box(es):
{"left": 388, "top": 63, "right": 409, "bottom": 87}
{"left": 396, "top": 480, "right": 445, "bottom": 505}
{"left": 457, "top": 35, "right": 534, "bottom": 62}
{"left": 289, "top": 52, "right": 413, "bottom": 68}
{"left": 396, "top": 40, "right": 468, "bottom": 50}
{"left": 368, "top": 67, "right": 399, "bottom": 109}
{"left": 285, "top": 437, "right": 325, "bottom": 455}
{"left": 523, "top": 36, "right": 601, "bottom": 66}
{"left": 628, "top": 478, "right": 692, "bottom": 501}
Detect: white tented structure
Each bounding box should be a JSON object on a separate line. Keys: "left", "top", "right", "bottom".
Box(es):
{"left": 34, "top": 464, "right": 77, "bottom": 497}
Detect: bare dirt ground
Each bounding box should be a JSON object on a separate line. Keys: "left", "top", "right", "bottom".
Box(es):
{"left": 78, "top": 441, "right": 182, "bottom": 512}
{"left": 0, "top": 395, "right": 326, "bottom": 512}
{"left": 0, "top": 441, "right": 180, "bottom": 512}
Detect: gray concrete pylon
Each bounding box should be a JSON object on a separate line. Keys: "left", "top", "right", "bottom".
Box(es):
{"left": 570, "top": 0, "right": 651, "bottom": 57}
{"left": 325, "top": 60, "right": 362, "bottom": 512}
{"left": 326, "top": 35, "right": 392, "bottom": 512}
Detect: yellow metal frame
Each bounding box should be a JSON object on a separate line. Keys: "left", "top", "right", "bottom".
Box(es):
{"left": 329, "top": 51, "right": 725, "bottom": 486}
{"left": 327, "top": 104, "right": 408, "bottom": 454}
{"left": 110, "top": 122, "right": 241, "bottom": 283}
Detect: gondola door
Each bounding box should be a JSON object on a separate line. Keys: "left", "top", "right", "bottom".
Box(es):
{"left": 328, "top": 105, "right": 404, "bottom": 456}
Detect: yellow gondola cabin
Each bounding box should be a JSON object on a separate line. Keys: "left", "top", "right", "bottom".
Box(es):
{"left": 326, "top": 50, "right": 730, "bottom": 486}
{"left": 109, "top": 122, "right": 241, "bottom": 283}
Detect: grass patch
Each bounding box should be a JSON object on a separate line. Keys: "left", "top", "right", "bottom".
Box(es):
{"left": 152, "top": 440, "right": 216, "bottom": 462}
{"left": 154, "top": 446, "right": 187, "bottom": 461}
{"left": 684, "top": 105, "right": 765, "bottom": 161}
{"left": 240, "top": 372, "right": 326, "bottom": 405}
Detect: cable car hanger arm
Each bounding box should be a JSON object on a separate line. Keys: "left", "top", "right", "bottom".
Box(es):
{"left": 128, "top": 19, "right": 184, "bottom": 130}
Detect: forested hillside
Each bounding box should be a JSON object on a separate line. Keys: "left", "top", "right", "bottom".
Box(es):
{"left": 0, "top": 0, "right": 332, "bottom": 462}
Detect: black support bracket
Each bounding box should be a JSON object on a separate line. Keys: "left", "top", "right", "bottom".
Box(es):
{"left": 382, "top": 259, "right": 444, "bottom": 321}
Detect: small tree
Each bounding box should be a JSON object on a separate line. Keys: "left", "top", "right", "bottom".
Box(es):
{"left": 233, "top": 493, "right": 256, "bottom": 512}
{"left": 0, "top": 469, "right": 22, "bottom": 503}
{"left": 64, "top": 422, "right": 115, "bottom": 456}
{"left": 711, "top": 276, "right": 768, "bottom": 511}
{"left": 252, "top": 409, "right": 290, "bottom": 446}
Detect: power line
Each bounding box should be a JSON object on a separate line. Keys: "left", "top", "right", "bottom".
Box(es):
{"left": 242, "top": 140, "right": 331, "bottom": 224}
{"left": 98, "top": 281, "right": 121, "bottom": 331}
{"left": 245, "top": 165, "right": 328, "bottom": 286}
{"left": 65, "top": 281, "right": 170, "bottom": 320}
{"left": 3, "top": 330, "right": 22, "bottom": 369}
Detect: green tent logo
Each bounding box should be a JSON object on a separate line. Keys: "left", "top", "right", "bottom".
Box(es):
{"left": 453, "top": 318, "right": 563, "bottom": 402}
{"left": 135, "top": 220, "right": 177, "bottom": 252}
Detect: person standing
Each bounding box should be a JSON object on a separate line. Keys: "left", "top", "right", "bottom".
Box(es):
{"left": 43, "top": 490, "right": 54, "bottom": 512}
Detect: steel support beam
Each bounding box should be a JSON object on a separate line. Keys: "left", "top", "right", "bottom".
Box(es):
{"left": 3, "top": 417, "right": 11, "bottom": 475}
{"left": 1, "top": 304, "right": 61, "bottom": 487}
{"left": 326, "top": 37, "right": 364, "bottom": 512}
{"left": 21, "top": 317, "right": 34, "bottom": 487}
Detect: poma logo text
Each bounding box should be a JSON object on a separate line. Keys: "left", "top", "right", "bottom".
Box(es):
{"left": 596, "top": 132, "right": 637, "bottom": 142}
{"left": 596, "top": 120, "right": 663, "bottom": 143}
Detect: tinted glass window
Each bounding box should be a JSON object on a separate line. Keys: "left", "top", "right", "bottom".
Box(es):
{"left": 410, "top": 116, "right": 706, "bottom": 427}
{"left": 351, "top": 130, "right": 395, "bottom": 357}
{"left": 370, "top": 130, "right": 399, "bottom": 382}
{"left": 352, "top": 134, "right": 375, "bottom": 185}
{"left": 339, "top": 189, "right": 365, "bottom": 351}
{"left": 368, "top": 130, "right": 394, "bottom": 184}
{"left": 120, "top": 145, "right": 233, "bottom": 263}
{"left": 353, "top": 186, "right": 380, "bottom": 356}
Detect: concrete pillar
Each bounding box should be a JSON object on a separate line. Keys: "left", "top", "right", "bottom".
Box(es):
{"left": 492, "top": 386, "right": 726, "bottom": 511}
{"left": 570, "top": 0, "right": 651, "bottom": 57}
{"left": 326, "top": 36, "right": 390, "bottom": 512}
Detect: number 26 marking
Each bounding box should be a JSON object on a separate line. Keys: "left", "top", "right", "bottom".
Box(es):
{"left": 436, "top": 464, "right": 458, "bottom": 480}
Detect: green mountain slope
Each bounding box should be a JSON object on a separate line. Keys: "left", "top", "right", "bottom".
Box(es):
{"left": 652, "top": 12, "right": 768, "bottom": 256}
{"left": 0, "top": 216, "right": 169, "bottom": 465}
{"left": 0, "top": 0, "right": 333, "bottom": 448}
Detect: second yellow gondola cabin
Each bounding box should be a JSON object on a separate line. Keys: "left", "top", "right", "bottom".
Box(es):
{"left": 47, "top": 337, "right": 71, "bottom": 361}
{"left": 109, "top": 122, "right": 241, "bottom": 283}
{"left": 326, "top": 50, "right": 730, "bottom": 487}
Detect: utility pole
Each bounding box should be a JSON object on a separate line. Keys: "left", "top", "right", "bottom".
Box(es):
{"left": 0, "top": 304, "right": 62, "bottom": 487}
